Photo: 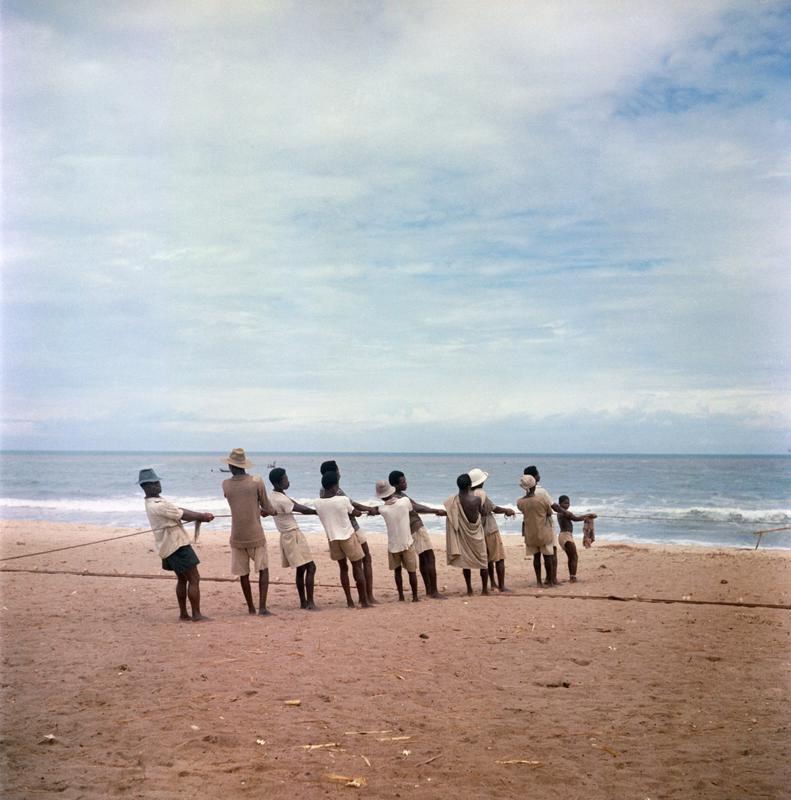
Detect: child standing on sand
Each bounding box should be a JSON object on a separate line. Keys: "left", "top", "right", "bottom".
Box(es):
{"left": 139, "top": 468, "right": 214, "bottom": 622}
{"left": 555, "top": 495, "right": 597, "bottom": 582}
{"left": 268, "top": 468, "right": 318, "bottom": 610}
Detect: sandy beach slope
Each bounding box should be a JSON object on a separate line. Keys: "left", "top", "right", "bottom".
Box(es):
{"left": 1, "top": 519, "right": 790, "bottom": 799}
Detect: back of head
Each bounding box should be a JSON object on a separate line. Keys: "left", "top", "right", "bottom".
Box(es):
{"left": 388, "top": 470, "right": 404, "bottom": 487}
{"left": 269, "top": 467, "right": 286, "bottom": 487}
{"left": 456, "top": 473, "right": 472, "bottom": 491}
{"left": 321, "top": 470, "right": 339, "bottom": 491}
{"left": 524, "top": 465, "right": 538, "bottom": 478}
{"left": 320, "top": 460, "right": 338, "bottom": 475}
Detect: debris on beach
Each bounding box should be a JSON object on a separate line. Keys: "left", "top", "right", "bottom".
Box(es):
{"left": 419, "top": 633, "right": 429, "bottom": 639}
{"left": 301, "top": 742, "right": 339, "bottom": 750}
{"left": 378, "top": 735, "right": 411, "bottom": 742}
{"left": 324, "top": 773, "right": 367, "bottom": 788}
{"left": 284, "top": 699, "right": 301, "bottom": 706}
{"left": 38, "top": 734, "right": 58, "bottom": 745}
{"left": 495, "top": 759, "right": 542, "bottom": 766}
{"left": 256, "top": 738, "right": 266, "bottom": 746}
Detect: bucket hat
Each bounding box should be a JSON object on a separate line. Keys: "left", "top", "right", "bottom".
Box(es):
{"left": 468, "top": 468, "right": 489, "bottom": 488}
{"left": 137, "top": 467, "right": 160, "bottom": 485}
{"left": 375, "top": 479, "right": 395, "bottom": 500}
{"left": 520, "top": 474, "right": 536, "bottom": 490}
{"left": 225, "top": 448, "right": 253, "bottom": 469}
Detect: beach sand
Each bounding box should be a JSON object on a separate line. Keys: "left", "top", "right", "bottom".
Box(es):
{"left": 1, "top": 519, "right": 790, "bottom": 799}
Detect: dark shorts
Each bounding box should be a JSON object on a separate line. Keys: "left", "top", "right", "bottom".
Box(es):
{"left": 161, "top": 545, "right": 200, "bottom": 574}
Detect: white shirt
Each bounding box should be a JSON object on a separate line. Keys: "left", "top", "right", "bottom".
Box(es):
{"left": 269, "top": 492, "right": 300, "bottom": 533}
{"left": 144, "top": 496, "right": 191, "bottom": 559}
{"left": 314, "top": 495, "right": 355, "bottom": 541}
{"left": 377, "top": 496, "right": 414, "bottom": 553}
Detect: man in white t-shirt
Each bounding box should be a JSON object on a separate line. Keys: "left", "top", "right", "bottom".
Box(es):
{"left": 314, "top": 471, "right": 369, "bottom": 608}
{"left": 374, "top": 480, "right": 420, "bottom": 602}
{"left": 139, "top": 468, "right": 214, "bottom": 621}
{"left": 523, "top": 465, "right": 559, "bottom": 585}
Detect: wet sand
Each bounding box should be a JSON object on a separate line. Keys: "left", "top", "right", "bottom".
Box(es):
{"left": 1, "top": 519, "right": 790, "bottom": 799}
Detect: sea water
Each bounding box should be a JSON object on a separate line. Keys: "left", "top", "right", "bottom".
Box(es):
{"left": 1, "top": 452, "right": 789, "bottom": 549}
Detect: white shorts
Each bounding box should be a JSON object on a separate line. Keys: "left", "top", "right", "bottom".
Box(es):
{"left": 230, "top": 545, "right": 268, "bottom": 576}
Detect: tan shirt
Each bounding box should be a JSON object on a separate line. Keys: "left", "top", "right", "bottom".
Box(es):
{"left": 223, "top": 474, "right": 268, "bottom": 548}
{"left": 517, "top": 494, "right": 554, "bottom": 548}
{"left": 145, "top": 496, "right": 191, "bottom": 559}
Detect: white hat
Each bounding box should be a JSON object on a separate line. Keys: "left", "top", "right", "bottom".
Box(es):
{"left": 375, "top": 479, "right": 395, "bottom": 500}
{"left": 468, "top": 468, "right": 488, "bottom": 488}
{"left": 224, "top": 447, "right": 253, "bottom": 469}
{"left": 520, "top": 474, "right": 536, "bottom": 490}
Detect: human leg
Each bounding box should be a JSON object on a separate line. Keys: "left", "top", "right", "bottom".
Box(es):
{"left": 258, "top": 568, "right": 270, "bottom": 615}
{"left": 337, "top": 558, "right": 354, "bottom": 607}
{"left": 305, "top": 561, "right": 316, "bottom": 609}
{"left": 351, "top": 558, "right": 370, "bottom": 607}
{"left": 361, "top": 541, "right": 376, "bottom": 604}
{"left": 495, "top": 559, "right": 508, "bottom": 591}
{"left": 176, "top": 574, "right": 190, "bottom": 620}
{"left": 408, "top": 570, "right": 419, "bottom": 601}
{"left": 394, "top": 566, "right": 405, "bottom": 601}
{"left": 564, "top": 541, "right": 578, "bottom": 581}
{"left": 183, "top": 566, "right": 205, "bottom": 621}
{"left": 532, "top": 552, "right": 543, "bottom": 585}
{"left": 463, "top": 568, "right": 474, "bottom": 596}
{"left": 296, "top": 564, "right": 307, "bottom": 608}
{"left": 240, "top": 574, "right": 255, "bottom": 614}
{"left": 480, "top": 568, "right": 489, "bottom": 595}
{"left": 418, "top": 550, "right": 431, "bottom": 595}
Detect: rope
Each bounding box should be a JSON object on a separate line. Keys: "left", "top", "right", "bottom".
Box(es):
{"left": 0, "top": 515, "right": 233, "bottom": 563}
{"left": 752, "top": 524, "right": 791, "bottom": 550}
{"left": 1, "top": 566, "right": 788, "bottom": 611}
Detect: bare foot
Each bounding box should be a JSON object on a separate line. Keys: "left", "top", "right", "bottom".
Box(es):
{"left": 192, "top": 614, "right": 210, "bottom": 622}
{"left": 430, "top": 592, "right": 448, "bottom": 600}
{"left": 367, "top": 597, "right": 379, "bottom": 605}
{"left": 481, "top": 589, "right": 490, "bottom": 596}
{"left": 499, "top": 586, "right": 512, "bottom": 593}
{"left": 247, "top": 606, "right": 257, "bottom": 615}
{"left": 179, "top": 614, "right": 191, "bottom": 622}
{"left": 466, "top": 589, "right": 474, "bottom": 597}
{"left": 359, "top": 600, "right": 371, "bottom": 609}
{"left": 258, "top": 608, "right": 272, "bottom": 616}
{"left": 346, "top": 600, "right": 356, "bottom": 609}
{"left": 570, "top": 576, "right": 578, "bottom": 583}
{"left": 398, "top": 596, "right": 405, "bottom": 602}
{"left": 306, "top": 601, "right": 318, "bottom": 610}
{"left": 411, "top": 596, "right": 420, "bottom": 602}
{"left": 300, "top": 600, "right": 308, "bottom": 609}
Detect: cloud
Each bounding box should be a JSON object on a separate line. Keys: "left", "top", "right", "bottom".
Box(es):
{"left": 2, "top": 1, "right": 790, "bottom": 452}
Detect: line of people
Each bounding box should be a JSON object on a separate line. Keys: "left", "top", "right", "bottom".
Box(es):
{"left": 139, "top": 449, "right": 596, "bottom": 621}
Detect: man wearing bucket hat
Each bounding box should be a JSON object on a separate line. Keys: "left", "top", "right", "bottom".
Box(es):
{"left": 468, "top": 468, "right": 515, "bottom": 593}
{"left": 139, "top": 468, "right": 214, "bottom": 621}
{"left": 374, "top": 480, "right": 420, "bottom": 603}
{"left": 222, "top": 448, "right": 275, "bottom": 616}
{"left": 517, "top": 474, "right": 556, "bottom": 587}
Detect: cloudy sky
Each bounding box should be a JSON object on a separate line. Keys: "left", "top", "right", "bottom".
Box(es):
{"left": 3, "top": 1, "right": 790, "bottom": 454}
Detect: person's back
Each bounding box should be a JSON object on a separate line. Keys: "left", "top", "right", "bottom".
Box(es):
{"left": 378, "top": 495, "right": 413, "bottom": 553}
{"left": 459, "top": 488, "right": 481, "bottom": 524}
{"left": 517, "top": 492, "right": 553, "bottom": 549}
{"left": 223, "top": 473, "right": 267, "bottom": 548}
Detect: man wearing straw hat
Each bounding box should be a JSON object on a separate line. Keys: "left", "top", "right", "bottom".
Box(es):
{"left": 139, "top": 468, "right": 214, "bottom": 622}
{"left": 222, "top": 448, "right": 275, "bottom": 616}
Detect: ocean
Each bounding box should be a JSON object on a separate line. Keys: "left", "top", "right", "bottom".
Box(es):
{"left": 1, "top": 452, "right": 789, "bottom": 550}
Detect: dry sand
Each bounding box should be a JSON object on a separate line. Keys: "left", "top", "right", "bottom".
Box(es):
{"left": 1, "top": 519, "right": 790, "bottom": 799}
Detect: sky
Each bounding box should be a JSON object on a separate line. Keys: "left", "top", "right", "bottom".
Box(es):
{"left": 2, "top": 1, "right": 790, "bottom": 454}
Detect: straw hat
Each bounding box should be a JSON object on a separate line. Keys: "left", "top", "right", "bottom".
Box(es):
{"left": 137, "top": 467, "right": 160, "bottom": 485}
{"left": 224, "top": 448, "right": 253, "bottom": 469}
{"left": 520, "top": 474, "right": 536, "bottom": 490}
{"left": 375, "top": 479, "right": 395, "bottom": 500}
{"left": 468, "top": 468, "right": 489, "bottom": 488}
